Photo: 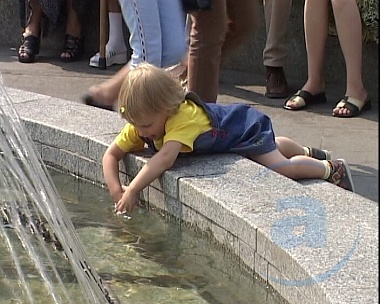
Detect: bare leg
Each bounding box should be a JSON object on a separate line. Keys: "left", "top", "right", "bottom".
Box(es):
{"left": 284, "top": 0, "right": 328, "bottom": 108}
{"left": 61, "top": 0, "right": 82, "bottom": 60}
{"left": 275, "top": 136, "right": 305, "bottom": 158}
{"left": 64, "top": 0, "right": 82, "bottom": 37}
{"left": 250, "top": 149, "right": 326, "bottom": 180}
{"left": 22, "top": 0, "right": 42, "bottom": 38}
{"left": 18, "top": 0, "right": 43, "bottom": 63}
{"left": 331, "top": 0, "right": 368, "bottom": 116}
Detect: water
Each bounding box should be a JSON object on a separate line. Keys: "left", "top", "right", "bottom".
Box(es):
{"left": 0, "top": 76, "right": 116, "bottom": 303}
{"left": 49, "top": 168, "right": 287, "bottom": 304}
{"left": 0, "top": 76, "right": 286, "bottom": 303}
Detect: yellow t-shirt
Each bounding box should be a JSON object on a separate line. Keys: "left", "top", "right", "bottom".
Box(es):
{"left": 115, "top": 99, "right": 212, "bottom": 153}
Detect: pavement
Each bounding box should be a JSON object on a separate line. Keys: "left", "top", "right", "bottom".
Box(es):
{"left": 0, "top": 45, "right": 378, "bottom": 203}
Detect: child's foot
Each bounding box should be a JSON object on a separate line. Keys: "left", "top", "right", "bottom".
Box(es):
{"left": 327, "top": 159, "right": 355, "bottom": 192}
{"left": 305, "top": 147, "right": 331, "bottom": 160}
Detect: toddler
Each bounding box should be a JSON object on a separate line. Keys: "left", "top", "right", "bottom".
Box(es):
{"left": 103, "top": 63, "right": 354, "bottom": 215}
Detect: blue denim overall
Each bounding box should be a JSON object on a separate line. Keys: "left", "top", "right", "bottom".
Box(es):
{"left": 144, "top": 92, "right": 277, "bottom": 157}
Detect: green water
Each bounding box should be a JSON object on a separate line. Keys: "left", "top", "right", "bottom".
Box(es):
{"left": 1, "top": 168, "right": 287, "bottom": 304}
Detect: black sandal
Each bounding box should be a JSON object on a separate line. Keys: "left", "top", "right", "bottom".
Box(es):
{"left": 60, "top": 34, "right": 83, "bottom": 62}
{"left": 18, "top": 35, "right": 40, "bottom": 63}
{"left": 283, "top": 90, "right": 326, "bottom": 111}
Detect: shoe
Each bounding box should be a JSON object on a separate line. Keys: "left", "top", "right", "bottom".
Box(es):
{"left": 283, "top": 90, "right": 326, "bottom": 111}
{"left": 18, "top": 35, "right": 40, "bottom": 63}
{"left": 60, "top": 34, "right": 83, "bottom": 62}
{"left": 89, "top": 50, "right": 127, "bottom": 67}
{"left": 306, "top": 147, "right": 332, "bottom": 160}
{"left": 332, "top": 96, "right": 371, "bottom": 118}
{"left": 265, "top": 66, "right": 289, "bottom": 98}
{"left": 327, "top": 159, "right": 355, "bottom": 192}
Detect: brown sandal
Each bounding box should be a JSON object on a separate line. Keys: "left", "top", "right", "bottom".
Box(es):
{"left": 60, "top": 34, "right": 83, "bottom": 62}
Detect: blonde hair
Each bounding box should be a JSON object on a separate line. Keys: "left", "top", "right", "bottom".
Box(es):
{"left": 118, "top": 63, "right": 186, "bottom": 124}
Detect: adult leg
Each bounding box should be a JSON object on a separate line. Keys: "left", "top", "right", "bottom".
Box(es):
{"left": 263, "top": 0, "right": 292, "bottom": 98}
{"left": 187, "top": 0, "right": 258, "bottom": 102}
{"left": 89, "top": 0, "right": 127, "bottom": 67}
{"left": 284, "top": 0, "right": 329, "bottom": 109}
{"left": 221, "top": 0, "right": 259, "bottom": 58}
{"left": 187, "top": 0, "right": 227, "bottom": 102}
{"left": 121, "top": 0, "right": 184, "bottom": 68}
{"left": 165, "top": 14, "right": 189, "bottom": 81}
{"left": 87, "top": 0, "right": 186, "bottom": 106}
{"left": 60, "top": 0, "right": 83, "bottom": 61}
{"left": 331, "top": 0, "right": 369, "bottom": 117}
{"left": 157, "top": 0, "right": 186, "bottom": 67}
{"left": 22, "top": 0, "right": 43, "bottom": 37}
{"left": 18, "top": 0, "right": 43, "bottom": 63}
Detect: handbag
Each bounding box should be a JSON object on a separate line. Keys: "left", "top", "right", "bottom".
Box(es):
{"left": 181, "top": 0, "right": 212, "bottom": 12}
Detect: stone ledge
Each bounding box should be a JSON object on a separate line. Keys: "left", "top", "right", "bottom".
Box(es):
{"left": 5, "top": 87, "right": 378, "bottom": 304}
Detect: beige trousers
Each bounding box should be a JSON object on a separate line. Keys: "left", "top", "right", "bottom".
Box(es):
{"left": 263, "top": 0, "right": 292, "bottom": 67}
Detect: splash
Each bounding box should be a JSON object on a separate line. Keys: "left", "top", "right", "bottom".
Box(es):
{"left": 0, "top": 75, "right": 118, "bottom": 304}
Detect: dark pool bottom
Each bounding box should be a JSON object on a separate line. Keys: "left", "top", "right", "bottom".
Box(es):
{"left": 50, "top": 168, "right": 287, "bottom": 304}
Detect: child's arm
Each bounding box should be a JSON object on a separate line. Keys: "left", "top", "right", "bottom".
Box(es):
{"left": 115, "top": 140, "right": 183, "bottom": 214}
{"left": 102, "top": 142, "right": 127, "bottom": 203}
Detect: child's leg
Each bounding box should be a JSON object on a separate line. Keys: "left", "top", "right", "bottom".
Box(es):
{"left": 275, "top": 136, "right": 331, "bottom": 160}
{"left": 250, "top": 148, "right": 327, "bottom": 180}
{"left": 250, "top": 149, "right": 354, "bottom": 192}
{"left": 275, "top": 136, "right": 304, "bottom": 158}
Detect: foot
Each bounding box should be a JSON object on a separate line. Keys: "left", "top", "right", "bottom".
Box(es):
{"left": 283, "top": 90, "right": 326, "bottom": 111}
{"left": 327, "top": 159, "right": 355, "bottom": 192}
{"left": 332, "top": 95, "right": 371, "bottom": 118}
{"left": 265, "top": 66, "right": 289, "bottom": 98}
{"left": 60, "top": 34, "right": 83, "bottom": 62}
{"left": 18, "top": 35, "right": 40, "bottom": 63}
{"left": 84, "top": 84, "right": 117, "bottom": 110}
{"left": 89, "top": 48, "right": 127, "bottom": 67}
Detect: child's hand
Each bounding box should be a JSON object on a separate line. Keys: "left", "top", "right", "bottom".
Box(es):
{"left": 114, "top": 185, "right": 140, "bottom": 215}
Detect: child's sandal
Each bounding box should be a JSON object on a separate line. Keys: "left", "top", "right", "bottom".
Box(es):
{"left": 60, "top": 34, "right": 83, "bottom": 62}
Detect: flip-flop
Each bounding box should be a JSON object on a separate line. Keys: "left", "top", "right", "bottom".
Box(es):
{"left": 283, "top": 90, "right": 326, "bottom": 111}
{"left": 332, "top": 96, "right": 371, "bottom": 118}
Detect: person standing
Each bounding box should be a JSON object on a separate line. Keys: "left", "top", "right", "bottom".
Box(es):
{"left": 85, "top": 0, "right": 187, "bottom": 108}
{"left": 89, "top": 0, "right": 128, "bottom": 67}
{"left": 186, "top": 0, "right": 260, "bottom": 103}
{"left": 18, "top": 0, "right": 89, "bottom": 63}
{"left": 283, "top": 0, "right": 377, "bottom": 118}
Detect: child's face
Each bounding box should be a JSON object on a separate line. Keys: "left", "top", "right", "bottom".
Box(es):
{"left": 133, "top": 112, "right": 169, "bottom": 140}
